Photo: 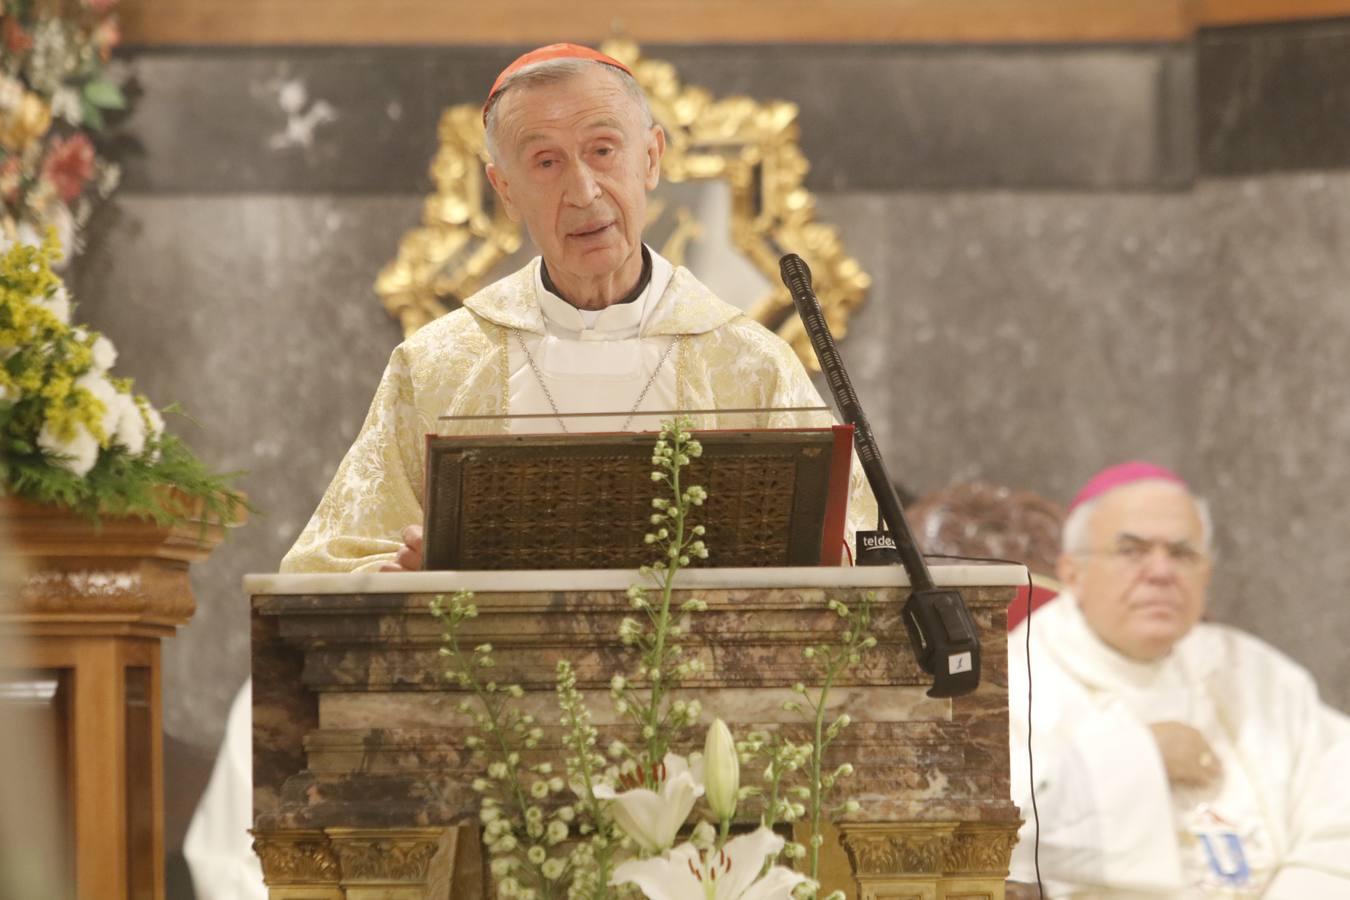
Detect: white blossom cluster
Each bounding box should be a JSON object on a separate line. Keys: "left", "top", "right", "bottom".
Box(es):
{"left": 432, "top": 593, "right": 578, "bottom": 900}
{"left": 427, "top": 423, "right": 880, "bottom": 900}
{"left": 609, "top": 420, "right": 714, "bottom": 767}
{"left": 26, "top": 20, "right": 80, "bottom": 99}
{"left": 736, "top": 594, "right": 876, "bottom": 877}
{"left": 24, "top": 288, "right": 165, "bottom": 477}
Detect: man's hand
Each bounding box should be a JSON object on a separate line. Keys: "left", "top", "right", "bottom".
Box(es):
{"left": 1149, "top": 721, "right": 1222, "bottom": 787}
{"left": 379, "top": 525, "right": 424, "bottom": 572}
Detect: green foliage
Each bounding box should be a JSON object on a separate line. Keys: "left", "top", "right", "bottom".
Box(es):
{"left": 0, "top": 232, "right": 248, "bottom": 527}
{"left": 2, "top": 427, "right": 248, "bottom": 527}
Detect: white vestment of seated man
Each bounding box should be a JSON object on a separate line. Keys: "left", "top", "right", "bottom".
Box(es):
{"left": 1008, "top": 466, "right": 1350, "bottom": 899}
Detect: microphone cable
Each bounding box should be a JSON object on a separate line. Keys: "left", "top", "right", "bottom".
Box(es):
{"left": 925, "top": 551, "right": 1044, "bottom": 898}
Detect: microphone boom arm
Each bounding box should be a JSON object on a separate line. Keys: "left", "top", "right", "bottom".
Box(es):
{"left": 779, "top": 253, "right": 982, "bottom": 698}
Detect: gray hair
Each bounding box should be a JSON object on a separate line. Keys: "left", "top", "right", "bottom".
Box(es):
{"left": 484, "top": 58, "right": 655, "bottom": 165}
{"left": 1061, "top": 480, "right": 1214, "bottom": 555}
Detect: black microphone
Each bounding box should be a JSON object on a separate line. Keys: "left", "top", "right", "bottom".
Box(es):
{"left": 779, "top": 253, "right": 981, "bottom": 698}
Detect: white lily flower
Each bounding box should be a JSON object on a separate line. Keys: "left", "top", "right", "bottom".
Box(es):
{"left": 40, "top": 283, "right": 71, "bottom": 325}
{"left": 51, "top": 87, "right": 82, "bottom": 126}
{"left": 592, "top": 752, "right": 704, "bottom": 853}
{"left": 611, "top": 826, "right": 808, "bottom": 900}
{"left": 704, "top": 718, "right": 740, "bottom": 822}
{"left": 37, "top": 419, "right": 99, "bottom": 477}
{"left": 75, "top": 371, "right": 119, "bottom": 440}
{"left": 90, "top": 335, "right": 117, "bottom": 372}
{"left": 113, "top": 392, "right": 147, "bottom": 456}
{"left": 144, "top": 404, "right": 164, "bottom": 439}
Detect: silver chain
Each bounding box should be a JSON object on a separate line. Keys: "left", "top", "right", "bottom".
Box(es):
{"left": 513, "top": 331, "right": 679, "bottom": 433}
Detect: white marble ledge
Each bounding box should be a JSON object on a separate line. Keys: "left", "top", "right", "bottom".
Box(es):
{"left": 244, "top": 564, "right": 1029, "bottom": 596}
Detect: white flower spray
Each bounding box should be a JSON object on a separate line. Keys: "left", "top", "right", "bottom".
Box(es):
{"left": 741, "top": 595, "right": 875, "bottom": 891}
{"left": 429, "top": 593, "right": 573, "bottom": 900}
{"left": 430, "top": 418, "right": 876, "bottom": 900}
{"left": 608, "top": 418, "right": 710, "bottom": 773}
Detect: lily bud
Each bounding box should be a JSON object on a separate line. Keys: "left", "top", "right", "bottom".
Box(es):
{"left": 703, "top": 718, "right": 740, "bottom": 822}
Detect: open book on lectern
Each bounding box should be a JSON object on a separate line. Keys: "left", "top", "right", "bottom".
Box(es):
{"left": 421, "top": 408, "right": 854, "bottom": 571}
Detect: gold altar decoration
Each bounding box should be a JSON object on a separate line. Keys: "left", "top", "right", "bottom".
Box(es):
{"left": 374, "top": 38, "right": 870, "bottom": 369}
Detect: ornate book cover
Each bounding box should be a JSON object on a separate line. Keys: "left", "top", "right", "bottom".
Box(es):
{"left": 422, "top": 427, "right": 852, "bottom": 570}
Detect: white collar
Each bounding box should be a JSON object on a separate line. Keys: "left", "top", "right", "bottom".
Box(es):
{"left": 1041, "top": 592, "right": 1187, "bottom": 693}
{"left": 532, "top": 248, "right": 674, "bottom": 340}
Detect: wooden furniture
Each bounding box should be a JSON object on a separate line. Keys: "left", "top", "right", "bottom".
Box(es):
{"left": 120, "top": 0, "right": 1350, "bottom": 46}
{"left": 0, "top": 498, "right": 226, "bottom": 900}
{"left": 246, "top": 564, "right": 1025, "bottom": 900}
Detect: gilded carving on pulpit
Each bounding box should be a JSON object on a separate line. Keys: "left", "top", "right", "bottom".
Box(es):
{"left": 374, "top": 38, "right": 870, "bottom": 369}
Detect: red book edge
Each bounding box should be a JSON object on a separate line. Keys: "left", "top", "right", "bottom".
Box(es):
{"left": 820, "top": 424, "right": 855, "bottom": 566}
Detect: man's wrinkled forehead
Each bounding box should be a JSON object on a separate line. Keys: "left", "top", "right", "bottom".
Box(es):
{"left": 495, "top": 71, "right": 640, "bottom": 151}
{"left": 1091, "top": 480, "right": 1202, "bottom": 539}
{"left": 513, "top": 112, "right": 627, "bottom": 151}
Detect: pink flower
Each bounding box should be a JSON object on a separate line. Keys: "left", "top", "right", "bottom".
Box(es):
{"left": 0, "top": 157, "right": 20, "bottom": 203}
{"left": 42, "top": 134, "right": 96, "bottom": 203}
{"left": 3, "top": 18, "right": 32, "bottom": 54}
{"left": 93, "top": 19, "right": 120, "bottom": 61}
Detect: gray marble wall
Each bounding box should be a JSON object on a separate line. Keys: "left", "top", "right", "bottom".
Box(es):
{"left": 822, "top": 176, "right": 1350, "bottom": 705}
{"left": 67, "top": 20, "right": 1350, "bottom": 896}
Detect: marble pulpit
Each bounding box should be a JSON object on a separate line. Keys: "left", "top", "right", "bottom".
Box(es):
{"left": 245, "top": 565, "right": 1026, "bottom": 900}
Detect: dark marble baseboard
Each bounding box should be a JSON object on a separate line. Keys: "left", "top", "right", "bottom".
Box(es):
{"left": 110, "top": 19, "right": 1350, "bottom": 197}
{"left": 1199, "top": 18, "right": 1350, "bottom": 176}
{"left": 112, "top": 43, "right": 1194, "bottom": 194}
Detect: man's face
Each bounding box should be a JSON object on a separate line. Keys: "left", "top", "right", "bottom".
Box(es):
{"left": 485, "top": 66, "right": 663, "bottom": 291}
{"left": 1057, "top": 481, "right": 1212, "bottom": 661}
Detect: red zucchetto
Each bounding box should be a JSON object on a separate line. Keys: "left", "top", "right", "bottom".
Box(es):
{"left": 483, "top": 43, "right": 635, "bottom": 123}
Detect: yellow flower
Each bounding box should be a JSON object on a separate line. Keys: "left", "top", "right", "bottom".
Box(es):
{"left": 0, "top": 92, "right": 52, "bottom": 152}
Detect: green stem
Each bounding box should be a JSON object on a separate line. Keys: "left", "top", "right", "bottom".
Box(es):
{"left": 808, "top": 672, "right": 832, "bottom": 881}
{"left": 450, "top": 632, "right": 534, "bottom": 829}
{"left": 645, "top": 439, "right": 686, "bottom": 773}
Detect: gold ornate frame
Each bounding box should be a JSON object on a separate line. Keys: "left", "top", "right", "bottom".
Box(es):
{"left": 374, "top": 38, "right": 870, "bottom": 368}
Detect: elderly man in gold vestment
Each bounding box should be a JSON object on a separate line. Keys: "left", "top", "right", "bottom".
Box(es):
{"left": 281, "top": 42, "right": 874, "bottom": 575}
{"left": 186, "top": 48, "right": 876, "bottom": 897}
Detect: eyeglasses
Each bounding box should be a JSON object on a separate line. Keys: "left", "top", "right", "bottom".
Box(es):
{"left": 1077, "top": 535, "right": 1209, "bottom": 570}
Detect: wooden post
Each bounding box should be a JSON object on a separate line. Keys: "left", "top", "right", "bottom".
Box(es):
{"left": 0, "top": 497, "right": 229, "bottom": 900}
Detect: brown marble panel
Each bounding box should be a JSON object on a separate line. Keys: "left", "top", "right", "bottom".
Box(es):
{"left": 251, "top": 601, "right": 317, "bottom": 819}
{"left": 320, "top": 686, "right": 946, "bottom": 731}
{"left": 252, "top": 582, "right": 1019, "bottom": 836}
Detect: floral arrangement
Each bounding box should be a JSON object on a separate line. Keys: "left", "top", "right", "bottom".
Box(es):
{"left": 0, "top": 232, "right": 245, "bottom": 525}
{"left": 432, "top": 420, "right": 876, "bottom": 900}
{"left": 1, "top": 0, "right": 126, "bottom": 263}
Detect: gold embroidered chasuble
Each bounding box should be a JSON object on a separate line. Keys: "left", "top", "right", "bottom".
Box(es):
{"left": 281, "top": 257, "right": 877, "bottom": 574}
